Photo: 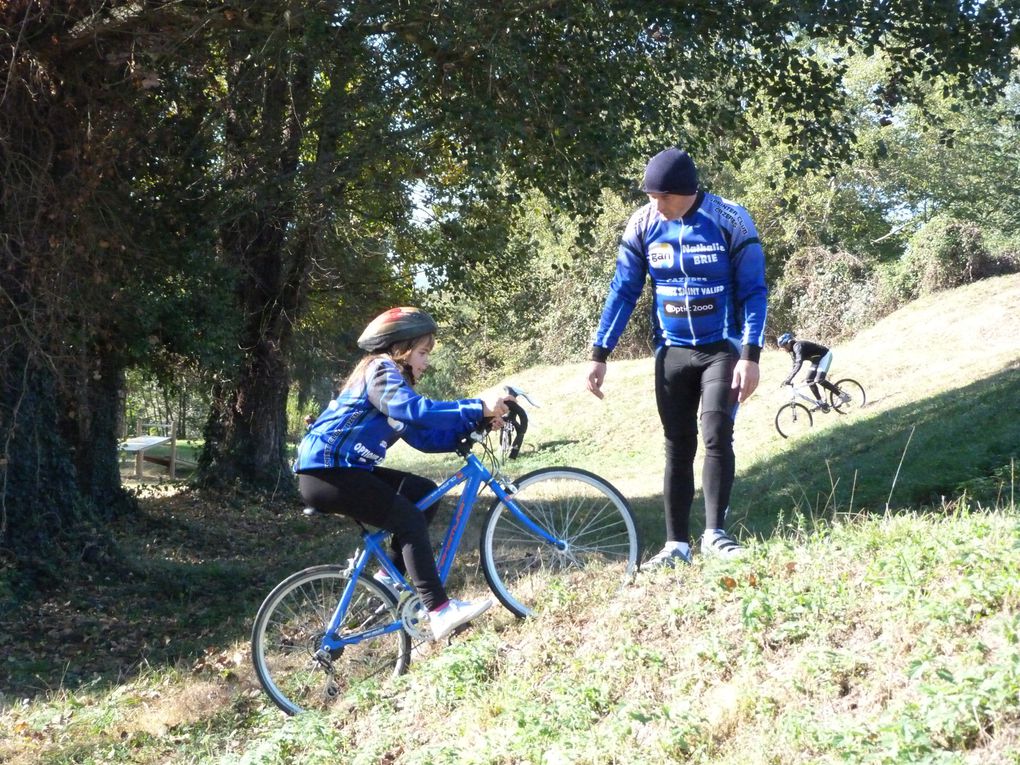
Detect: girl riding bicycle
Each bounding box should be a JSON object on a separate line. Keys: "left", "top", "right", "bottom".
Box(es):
{"left": 294, "top": 307, "right": 512, "bottom": 641}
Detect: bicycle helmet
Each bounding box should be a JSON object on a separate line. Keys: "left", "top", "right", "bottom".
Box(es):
{"left": 641, "top": 148, "right": 699, "bottom": 195}
{"left": 357, "top": 307, "right": 438, "bottom": 352}
{"left": 777, "top": 332, "right": 794, "bottom": 348}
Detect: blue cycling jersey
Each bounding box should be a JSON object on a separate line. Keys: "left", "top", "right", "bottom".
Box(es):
{"left": 294, "top": 357, "right": 484, "bottom": 471}
{"left": 592, "top": 191, "right": 767, "bottom": 362}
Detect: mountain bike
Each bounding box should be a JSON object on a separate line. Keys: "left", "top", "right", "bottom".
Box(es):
{"left": 251, "top": 393, "right": 640, "bottom": 715}
{"left": 774, "top": 378, "right": 867, "bottom": 438}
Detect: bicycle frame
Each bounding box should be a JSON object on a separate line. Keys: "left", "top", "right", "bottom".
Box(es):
{"left": 788, "top": 384, "right": 828, "bottom": 409}
{"left": 319, "top": 451, "right": 563, "bottom": 652}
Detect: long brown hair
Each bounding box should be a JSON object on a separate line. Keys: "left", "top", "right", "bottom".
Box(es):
{"left": 340, "top": 333, "right": 436, "bottom": 393}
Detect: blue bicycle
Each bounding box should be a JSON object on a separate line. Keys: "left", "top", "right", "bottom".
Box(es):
{"left": 251, "top": 397, "right": 640, "bottom": 714}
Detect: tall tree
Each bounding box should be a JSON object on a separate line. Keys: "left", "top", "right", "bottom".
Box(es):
{"left": 0, "top": 1, "right": 231, "bottom": 581}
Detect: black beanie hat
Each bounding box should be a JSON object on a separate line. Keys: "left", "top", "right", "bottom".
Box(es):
{"left": 641, "top": 148, "right": 699, "bottom": 194}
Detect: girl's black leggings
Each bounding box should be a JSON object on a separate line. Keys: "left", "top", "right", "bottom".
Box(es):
{"left": 297, "top": 466, "right": 447, "bottom": 610}
{"left": 654, "top": 341, "right": 739, "bottom": 543}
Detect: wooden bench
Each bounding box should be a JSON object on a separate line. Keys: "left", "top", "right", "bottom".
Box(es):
{"left": 119, "top": 433, "right": 174, "bottom": 479}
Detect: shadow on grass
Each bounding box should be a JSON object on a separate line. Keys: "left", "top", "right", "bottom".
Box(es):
{"left": 526, "top": 438, "right": 581, "bottom": 456}
{"left": 0, "top": 491, "right": 363, "bottom": 700}
{"left": 607, "top": 367, "right": 1020, "bottom": 551}
{"left": 731, "top": 365, "right": 1020, "bottom": 537}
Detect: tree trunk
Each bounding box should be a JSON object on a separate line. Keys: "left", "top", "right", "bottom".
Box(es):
{"left": 67, "top": 346, "right": 134, "bottom": 519}
{"left": 197, "top": 24, "right": 313, "bottom": 492}
{"left": 0, "top": 342, "right": 127, "bottom": 585}
{"left": 0, "top": 2, "right": 136, "bottom": 584}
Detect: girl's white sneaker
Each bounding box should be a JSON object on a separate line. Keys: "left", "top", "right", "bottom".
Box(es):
{"left": 430, "top": 598, "right": 493, "bottom": 641}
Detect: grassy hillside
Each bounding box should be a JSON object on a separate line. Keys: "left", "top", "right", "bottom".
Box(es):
{"left": 392, "top": 272, "right": 1020, "bottom": 545}
{"left": 2, "top": 275, "right": 1020, "bottom": 764}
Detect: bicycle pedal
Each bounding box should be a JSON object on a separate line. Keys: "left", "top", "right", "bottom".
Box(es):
{"left": 443, "top": 622, "right": 473, "bottom": 644}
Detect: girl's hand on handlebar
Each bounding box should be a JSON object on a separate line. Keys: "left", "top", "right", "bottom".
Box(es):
{"left": 481, "top": 392, "right": 513, "bottom": 423}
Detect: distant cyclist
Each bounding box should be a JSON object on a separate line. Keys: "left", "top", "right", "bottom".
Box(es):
{"left": 777, "top": 333, "right": 840, "bottom": 411}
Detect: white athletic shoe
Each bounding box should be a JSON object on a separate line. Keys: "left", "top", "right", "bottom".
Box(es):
{"left": 429, "top": 598, "right": 493, "bottom": 641}
{"left": 701, "top": 531, "right": 746, "bottom": 559}
{"left": 642, "top": 546, "right": 693, "bottom": 570}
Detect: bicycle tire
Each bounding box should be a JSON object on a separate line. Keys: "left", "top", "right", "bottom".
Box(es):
{"left": 479, "top": 467, "right": 640, "bottom": 618}
{"left": 829, "top": 378, "right": 866, "bottom": 413}
{"left": 775, "top": 402, "right": 813, "bottom": 438}
{"left": 251, "top": 565, "right": 410, "bottom": 715}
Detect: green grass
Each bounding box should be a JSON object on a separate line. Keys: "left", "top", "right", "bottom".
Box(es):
{"left": 3, "top": 274, "right": 1020, "bottom": 764}
{"left": 389, "top": 272, "right": 1020, "bottom": 550}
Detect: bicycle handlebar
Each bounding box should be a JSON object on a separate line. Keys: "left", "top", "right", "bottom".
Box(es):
{"left": 456, "top": 388, "right": 532, "bottom": 458}
{"left": 503, "top": 399, "right": 528, "bottom": 458}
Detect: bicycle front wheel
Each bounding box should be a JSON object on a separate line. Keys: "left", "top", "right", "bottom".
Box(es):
{"left": 480, "top": 467, "right": 640, "bottom": 618}
{"left": 829, "top": 378, "right": 866, "bottom": 413}
{"left": 251, "top": 565, "right": 410, "bottom": 715}
{"left": 775, "top": 402, "right": 813, "bottom": 438}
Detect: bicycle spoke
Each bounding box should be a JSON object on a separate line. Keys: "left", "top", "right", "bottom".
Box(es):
{"left": 252, "top": 568, "right": 410, "bottom": 715}
{"left": 481, "top": 468, "right": 639, "bottom": 617}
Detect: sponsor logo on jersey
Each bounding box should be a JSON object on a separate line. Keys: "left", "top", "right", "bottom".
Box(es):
{"left": 353, "top": 442, "right": 382, "bottom": 461}
{"left": 658, "top": 283, "right": 726, "bottom": 297}
{"left": 663, "top": 298, "right": 717, "bottom": 317}
{"left": 681, "top": 241, "right": 724, "bottom": 265}
{"left": 648, "top": 242, "right": 674, "bottom": 268}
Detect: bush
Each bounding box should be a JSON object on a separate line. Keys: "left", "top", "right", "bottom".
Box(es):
{"left": 894, "top": 216, "right": 995, "bottom": 299}
{"left": 985, "top": 229, "right": 1020, "bottom": 276}
{"left": 769, "top": 247, "right": 882, "bottom": 344}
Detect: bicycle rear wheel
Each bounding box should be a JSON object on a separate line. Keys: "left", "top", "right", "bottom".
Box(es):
{"left": 480, "top": 467, "right": 640, "bottom": 618}
{"left": 829, "top": 378, "right": 866, "bottom": 413}
{"left": 775, "top": 402, "right": 813, "bottom": 438}
{"left": 251, "top": 565, "right": 410, "bottom": 715}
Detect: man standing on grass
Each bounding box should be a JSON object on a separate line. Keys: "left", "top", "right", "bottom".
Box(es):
{"left": 585, "top": 148, "right": 767, "bottom": 566}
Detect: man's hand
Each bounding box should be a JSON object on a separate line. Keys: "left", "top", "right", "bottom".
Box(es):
{"left": 731, "top": 360, "right": 760, "bottom": 403}
{"left": 586, "top": 361, "right": 607, "bottom": 399}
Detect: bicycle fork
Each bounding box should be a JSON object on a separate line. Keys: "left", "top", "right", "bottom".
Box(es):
{"left": 490, "top": 479, "right": 569, "bottom": 553}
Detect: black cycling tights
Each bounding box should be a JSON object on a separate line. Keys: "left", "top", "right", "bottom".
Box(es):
{"left": 655, "top": 342, "right": 738, "bottom": 543}
{"left": 805, "top": 368, "right": 840, "bottom": 403}
{"left": 297, "top": 467, "right": 447, "bottom": 610}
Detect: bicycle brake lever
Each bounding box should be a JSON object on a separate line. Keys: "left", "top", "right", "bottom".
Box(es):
{"left": 504, "top": 385, "right": 540, "bottom": 407}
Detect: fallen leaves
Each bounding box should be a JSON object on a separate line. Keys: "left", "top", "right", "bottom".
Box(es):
{"left": 191, "top": 647, "right": 245, "bottom": 676}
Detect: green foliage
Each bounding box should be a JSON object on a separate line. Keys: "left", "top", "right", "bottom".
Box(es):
{"left": 421, "top": 190, "right": 653, "bottom": 395}
{"left": 769, "top": 247, "right": 885, "bottom": 343}
{"left": 893, "top": 215, "right": 997, "bottom": 300}
{"left": 731, "top": 55, "right": 1020, "bottom": 345}
{"left": 5, "top": 1, "right": 1020, "bottom": 583}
